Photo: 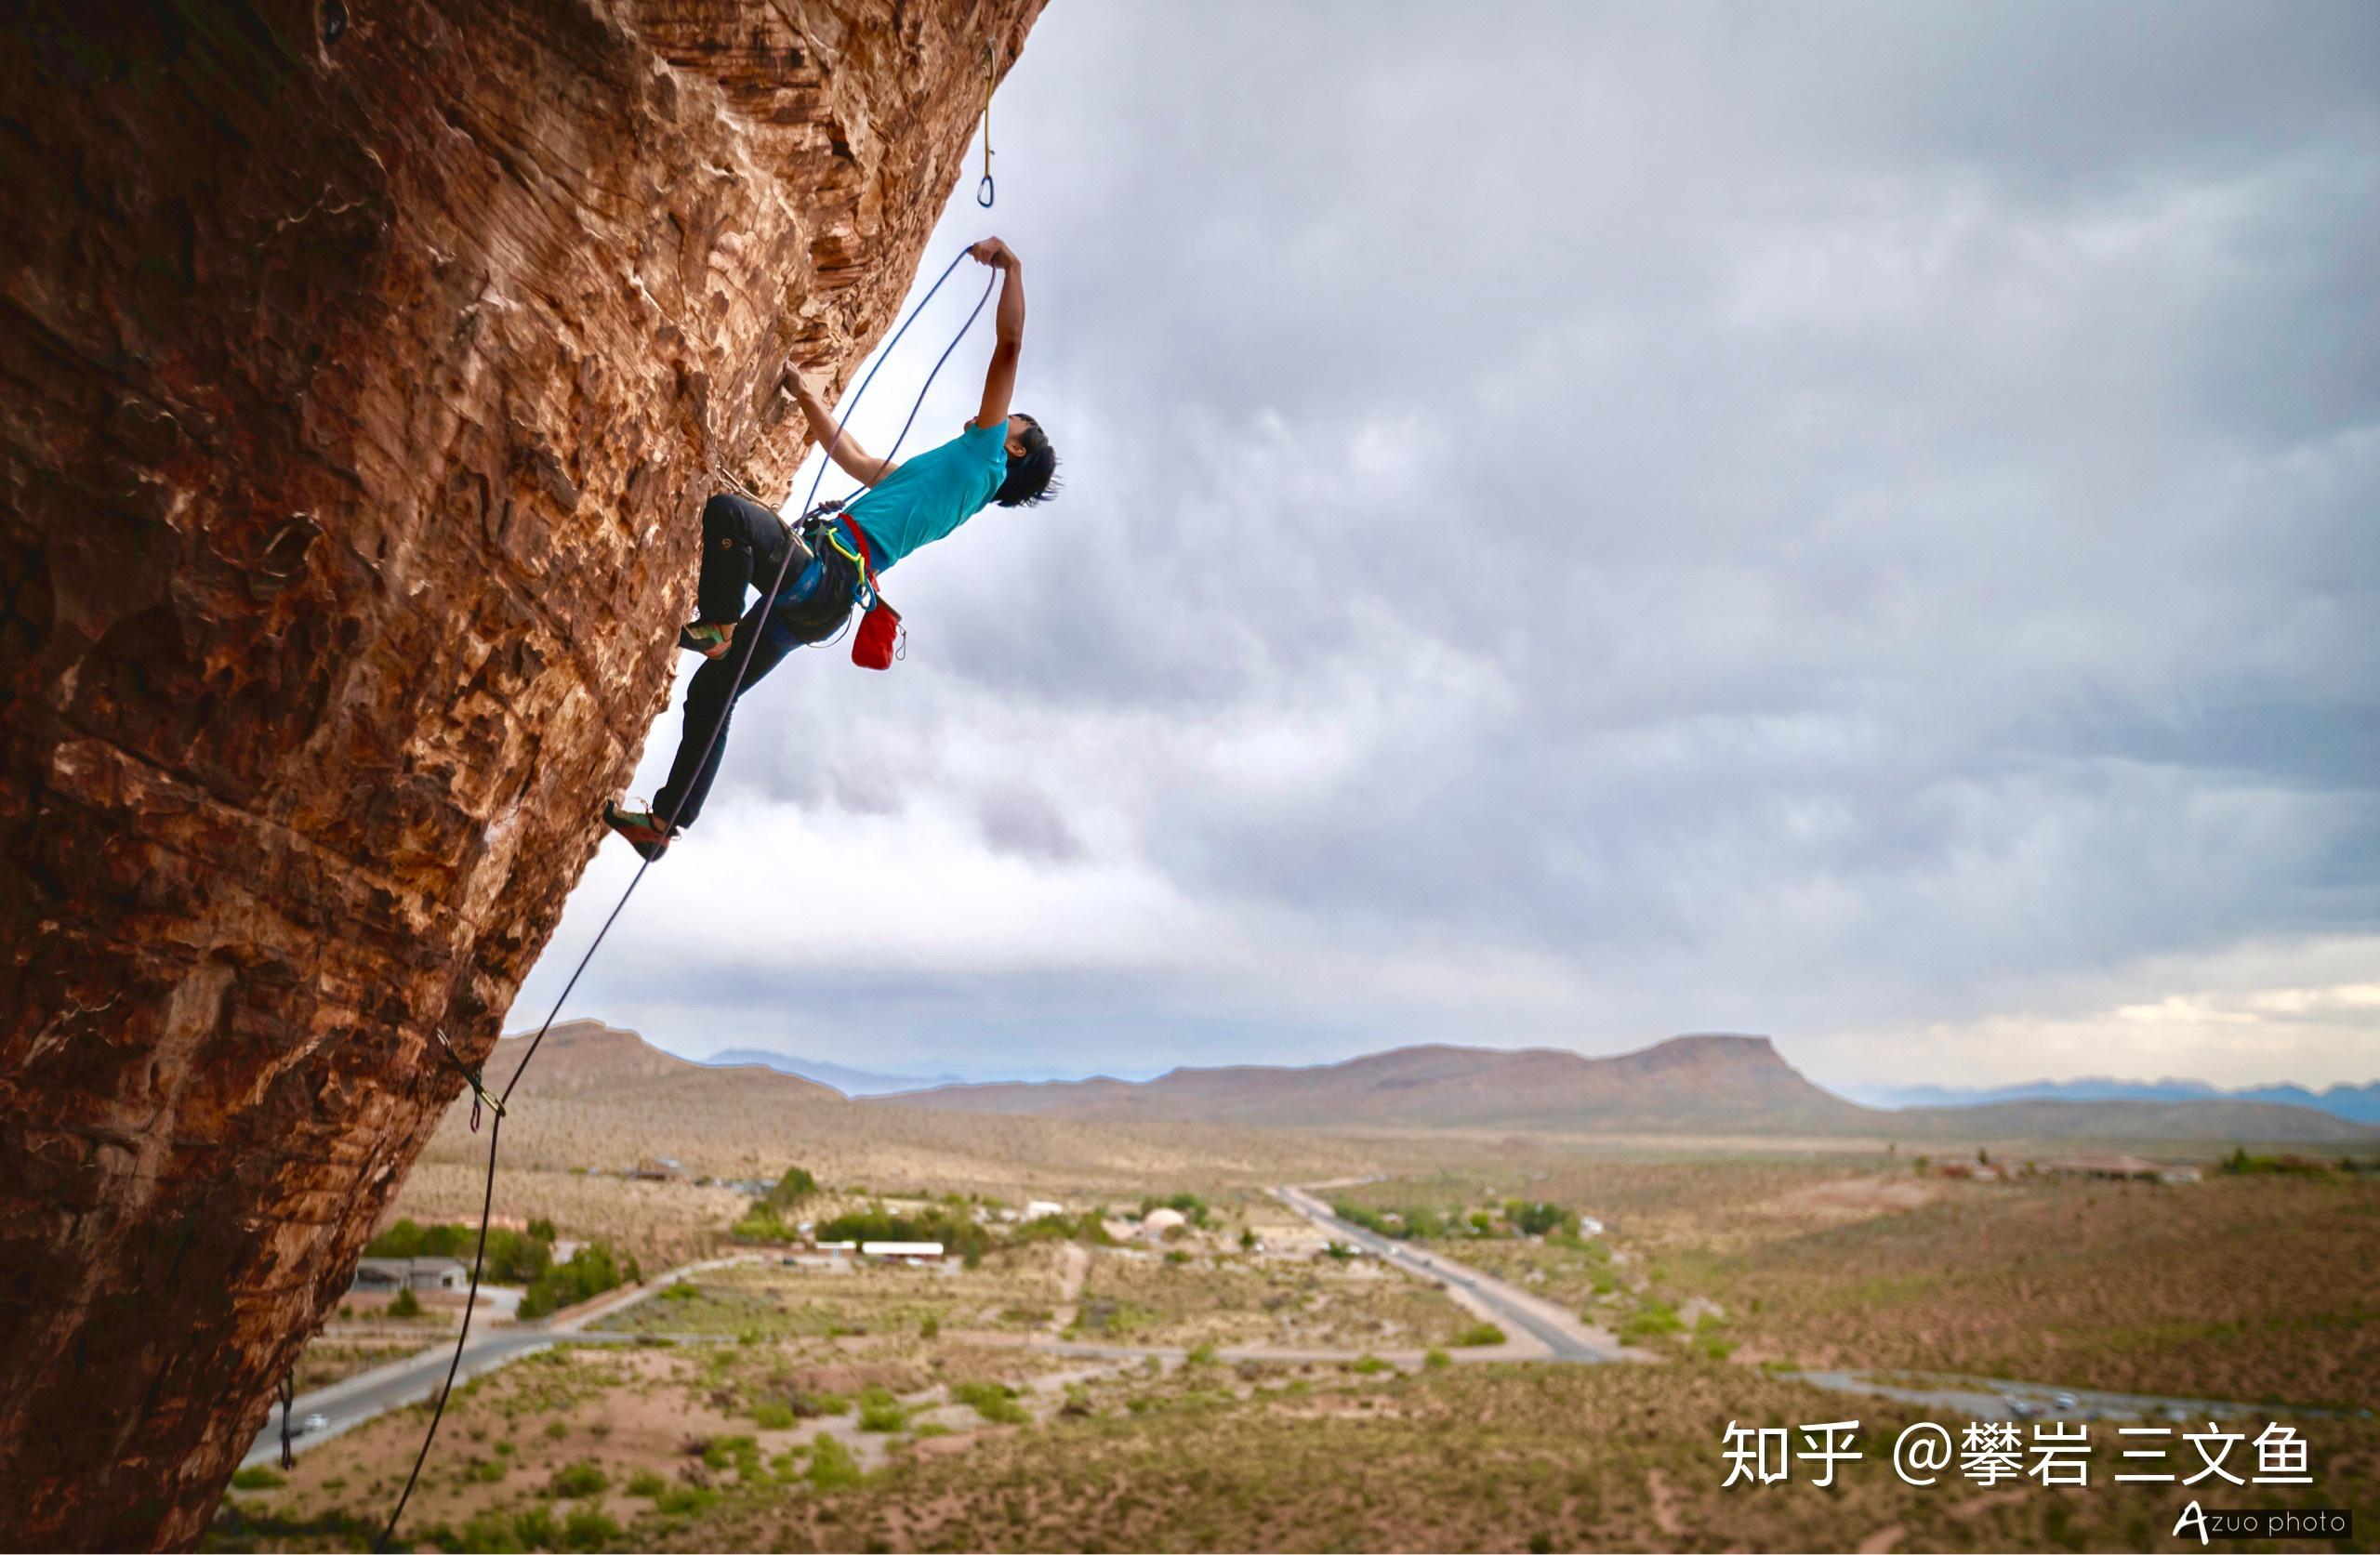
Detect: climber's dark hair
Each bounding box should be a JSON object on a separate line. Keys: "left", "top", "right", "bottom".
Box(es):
{"left": 994, "top": 413, "right": 1060, "bottom": 507}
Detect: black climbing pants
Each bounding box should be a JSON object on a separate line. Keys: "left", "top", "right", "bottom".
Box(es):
{"left": 654, "top": 497, "right": 852, "bottom": 831}
{"left": 652, "top": 590, "right": 800, "bottom": 830}
{"left": 695, "top": 491, "right": 794, "bottom": 626}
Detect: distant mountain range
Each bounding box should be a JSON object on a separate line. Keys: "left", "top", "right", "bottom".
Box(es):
{"left": 705, "top": 1048, "right": 967, "bottom": 1099}
{"left": 881, "top": 1034, "right": 2380, "bottom": 1143}
{"left": 1846, "top": 1076, "right": 2380, "bottom": 1125}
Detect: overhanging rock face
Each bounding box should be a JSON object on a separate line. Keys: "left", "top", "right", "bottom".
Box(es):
{"left": 0, "top": 1, "right": 1042, "bottom": 1544}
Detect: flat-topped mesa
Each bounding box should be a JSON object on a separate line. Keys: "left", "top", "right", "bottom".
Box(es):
{"left": 0, "top": 2, "right": 1042, "bottom": 1545}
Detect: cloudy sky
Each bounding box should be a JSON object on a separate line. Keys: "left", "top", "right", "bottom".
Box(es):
{"left": 517, "top": 2, "right": 2379, "bottom": 1093}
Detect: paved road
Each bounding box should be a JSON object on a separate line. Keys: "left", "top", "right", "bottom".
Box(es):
{"left": 1272, "top": 1185, "right": 1621, "bottom": 1363}
{"left": 242, "top": 1256, "right": 752, "bottom": 1466}
{"left": 1793, "top": 1368, "right": 2368, "bottom": 1424}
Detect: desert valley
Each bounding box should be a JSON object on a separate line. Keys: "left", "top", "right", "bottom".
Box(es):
{"left": 208, "top": 1021, "right": 2380, "bottom": 1552}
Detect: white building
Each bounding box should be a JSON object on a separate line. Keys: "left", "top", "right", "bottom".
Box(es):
{"left": 861, "top": 1240, "right": 945, "bottom": 1265}
{"left": 1025, "top": 1199, "right": 1066, "bottom": 1221}
{"left": 351, "top": 1257, "right": 466, "bottom": 1293}
{"left": 1141, "top": 1207, "right": 1187, "bottom": 1237}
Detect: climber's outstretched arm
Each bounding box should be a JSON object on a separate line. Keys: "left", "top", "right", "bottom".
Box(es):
{"left": 970, "top": 237, "right": 1025, "bottom": 430}
{"left": 784, "top": 365, "right": 898, "bottom": 485}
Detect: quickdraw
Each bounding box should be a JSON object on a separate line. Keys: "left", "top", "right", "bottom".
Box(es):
{"left": 431, "top": 1027, "right": 504, "bottom": 1133}
{"left": 976, "top": 45, "right": 997, "bottom": 207}
{"left": 277, "top": 1370, "right": 298, "bottom": 1470}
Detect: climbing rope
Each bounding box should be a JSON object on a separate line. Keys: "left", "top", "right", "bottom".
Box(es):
{"left": 374, "top": 244, "right": 997, "bottom": 1550}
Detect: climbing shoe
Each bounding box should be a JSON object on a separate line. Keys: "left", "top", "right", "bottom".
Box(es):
{"left": 602, "top": 799, "right": 676, "bottom": 861}
{"left": 678, "top": 619, "right": 736, "bottom": 658}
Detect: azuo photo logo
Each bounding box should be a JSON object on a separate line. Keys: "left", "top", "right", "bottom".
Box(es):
{"left": 2172, "top": 1503, "right": 2355, "bottom": 1545}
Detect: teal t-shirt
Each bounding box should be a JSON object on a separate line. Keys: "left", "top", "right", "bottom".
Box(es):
{"left": 846, "top": 419, "right": 1009, "bottom": 571}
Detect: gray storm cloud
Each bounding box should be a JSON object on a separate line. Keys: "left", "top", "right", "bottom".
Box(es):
{"left": 518, "top": 2, "right": 2380, "bottom": 1090}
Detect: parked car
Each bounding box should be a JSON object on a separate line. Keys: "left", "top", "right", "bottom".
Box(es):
{"left": 2053, "top": 1392, "right": 2079, "bottom": 1411}
{"left": 299, "top": 1412, "right": 329, "bottom": 1434}
{"left": 2003, "top": 1395, "right": 2042, "bottom": 1419}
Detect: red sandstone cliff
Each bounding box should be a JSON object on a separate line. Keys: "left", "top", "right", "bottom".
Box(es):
{"left": 0, "top": 1, "right": 1042, "bottom": 1545}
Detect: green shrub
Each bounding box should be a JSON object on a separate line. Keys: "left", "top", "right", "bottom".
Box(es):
{"left": 548, "top": 1459, "right": 608, "bottom": 1497}
{"left": 388, "top": 1287, "right": 423, "bottom": 1319}
{"left": 1452, "top": 1322, "right": 1507, "bottom": 1347}
{"left": 1619, "top": 1298, "right": 1684, "bottom": 1345}
{"left": 1423, "top": 1348, "right": 1452, "bottom": 1370}
{"left": 1505, "top": 1199, "right": 1574, "bottom": 1237}
{"left": 856, "top": 1386, "right": 907, "bottom": 1432}
{"left": 750, "top": 1402, "right": 796, "bottom": 1430}
{"left": 365, "top": 1219, "right": 553, "bottom": 1284}
{"left": 1348, "top": 1353, "right": 1393, "bottom": 1375}
{"left": 561, "top": 1508, "right": 619, "bottom": 1550}
{"left": 702, "top": 1433, "right": 760, "bottom": 1473}
{"left": 1184, "top": 1341, "right": 1218, "bottom": 1366}
{"left": 626, "top": 1468, "right": 667, "bottom": 1497}
{"left": 454, "top": 1509, "right": 525, "bottom": 1553}
{"left": 919, "top": 1314, "right": 940, "bottom": 1339}
{"left": 465, "top": 1456, "right": 509, "bottom": 1483}
{"left": 951, "top": 1380, "right": 1029, "bottom": 1424}
{"left": 228, "top": 1466, "right": 284, "bottom": 1491}
{"left": 807, "top": 1434, "right": 865, "bottom": 1490}
{"left": 543, "top": 1420, "right": 569, "bottom": 1441}
{"left": 518, "top": 1243, "right": 634, "bottom": 1321}
{"left": 512, "top": 1508, "right": 558, "bottom": 1549}
{"left": 653, "top": 1484, "right": 717, "bottom": 1516}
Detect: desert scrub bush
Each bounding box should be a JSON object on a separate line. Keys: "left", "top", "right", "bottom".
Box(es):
{"left": 659, "top": 1280, "right": 700, "bottom": 1301}
{"left": 549, "top": 1459, "right": 609, "bottom": 1497}
{"left": 228, "top": 1466, "right": 284, "bottom": 1491}
{"left": 388, "top": 1286, "right": 423, "bottom": 1319}
{"left": 1184, "top": 1341, "right": 1218, "bottom": 1366}
{"left": 626, "top": 1468, "right": 667, "bottom": 1496}
{"left": 465, "top": 1456, "right": 509, "bottom": 1483}
{"left": 807, "top": 1434, "right": 865, "bottom": 1491}
{"left": 750, "top": 1401, "right": 797, "bottom": 1430}
{"left": 543, "top": 1419, "right": 570, "bottom": 1440}
{"left": 857, "top": 1385, "right": 908, "bottom": 1432}
{"left": 1620, "top": 1298, "right": 1684, "bottom": 1345}
{"left": 702, "top": 1433, "right": 762, "bottom": 1477}
{"left": 1423, "top": 1348, "right": 1452, "bottom": 1369}
{"left": 1452, "top": 1322, "right": 1508, "bottom": 1347}
{"left": 1348, "top": 1354, "right": 1394, "bottom": 1375}
{"left": 653, "top": 1484, "right": 718, "bottom": 1516}
{"left": 561, "top": 1508, "right": 620, "bottom": 1550}
{"left": 952, "top": 1380, "right": 1030, "bottom": 1424}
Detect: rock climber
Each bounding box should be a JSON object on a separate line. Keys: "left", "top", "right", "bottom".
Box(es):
{"left": 602, "top": 238, "right": 1056, "bottom": 861}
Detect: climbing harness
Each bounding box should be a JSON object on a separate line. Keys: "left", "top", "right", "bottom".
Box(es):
{"left": 276, "top": 1370, "right": 297, "bottom": 1470}
{"left": 375, "top": 242, "right": 999, "bottom": 1551}
{"left": 976, "top": 46, "right": 998, "bottom": 207}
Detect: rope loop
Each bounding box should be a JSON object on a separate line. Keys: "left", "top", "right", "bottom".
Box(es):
{"left": 277, "top": 1370, "right": 298, "bottom": 1469}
